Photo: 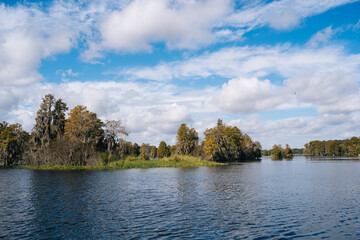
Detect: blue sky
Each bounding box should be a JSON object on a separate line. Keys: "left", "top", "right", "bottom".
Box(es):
{"left": 1, "top": 0, "right": 360, "bottom": 148}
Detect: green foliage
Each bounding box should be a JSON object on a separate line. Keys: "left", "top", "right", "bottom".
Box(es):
{"left": 283, "top": 144, "right": 294, "bottom": 159}
{"left": 270, "top": 144, "right": 294, "bottom": 160}
{"left": 271, "top": 144, "right": 284, "bottom": 160}
{"left": 262, "top": 149, "right": 271, "bottom": 156}
{"left": 18, "top": 155, "right": 225, "bottom": 170}
{"left": 65, "top": 105, "right": 104, "bottom": 145}
{"left": 175, "top": 123, "right": 199, "bottom": 155}
{"left": 131, "top": 143, "right": 140, "bottom": 156}
{"left": 304, "top": 137, "right": 360, "bottom": 157}
{"left": 64, "top": 105, "right": 104, "bottom": 166}
{"left": 98, "top": 152, "right": 119, "bottom": 166}
{"left": 109, "top": 155, "right": 225, "bottom": 169}
{"left": 103, "top": 120, "right": 128, "bottom": 155}
{"left": 157, "top": 141, "right": 169, "bottom": 158}
{"left": 150, "top": 146, "right": 157, "bottom": 158}
{"left": 139, "top": 152, "right": 150, "bottom": 161}
{"left": 168, "top": 145, "right": 176, "bottom": 156}
{"left": 140, "top": 143, "right": 151, "bottom": 155}
{"left": 203, "top": 119, "right": 261, "bottom": 162}
{"left": 32, "top": 94, "right": 68, "bottom": 148}
{"left": 53, "top": 98, "right": 68, "bottom": 135}
{"left": 139, "top": 143, "right": 154, "bottom": 160}
{"left": 0, "top": 122, "right": 29, "bottom": 167}
{"left": 292, "top": 148, "right": 304, "bottom": 155}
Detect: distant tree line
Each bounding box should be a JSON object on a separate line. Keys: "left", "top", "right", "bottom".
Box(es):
{"left": 263, "top": 147, "right": 303, "bottom": 156}
{"left": 292, "top": 148, "right": 304, "bottom": 155}
{"left": 0, "top": 94, "right": 262, "bottom": 167}
{"left": 304, "top": 137, "right": 360, "bottom": 157}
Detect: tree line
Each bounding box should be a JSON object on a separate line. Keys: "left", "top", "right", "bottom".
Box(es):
{"left": 304, "top": 137, "right": 360, "bottom": 157}
{"left": 263, "top": 147, "right": 302, "bottom": 156}
{"left": 0, "top": 94, "right": 262, "bottom": 167}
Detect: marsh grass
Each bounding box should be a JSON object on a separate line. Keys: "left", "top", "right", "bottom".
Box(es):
{"left": 17, "top": 155, "right": 225, "bottom": 170}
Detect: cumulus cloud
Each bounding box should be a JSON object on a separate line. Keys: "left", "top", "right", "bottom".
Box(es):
{"left": 1, "top": 0, "right": 354, "bottom": 64}
{"left": 98, "top": 0, "right": 230, "bottom": 52}
{"left": 1, "top": 0, "right": 360, "bottom": 148}
{"left": 120, "top": 43, "right": 360, "bottom": 117}
{"left": 214, "top": 77, "right": 281, "bottom": 114}
{"left": 212, "top": 71, "right": 360, "bottom": 115}
{"left": 78, "top": 0, "right": 356, "bottom": 60}
{"left": 284, "top": 71, "right": 358, "bottom": 105}
{"left": 0, "top": 2, "right": 91, "bottom": 85}
{"left": 230, "top": 112, "right": 360, "bottom": 149}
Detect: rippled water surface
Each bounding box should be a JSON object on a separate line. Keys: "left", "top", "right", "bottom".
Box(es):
{"left": 1, "top": 156, "right": 360, "bottom": 239}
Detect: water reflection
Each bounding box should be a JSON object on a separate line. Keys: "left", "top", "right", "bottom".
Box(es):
{"left": 0, "top": 156, "right": 360, "bottom": 239}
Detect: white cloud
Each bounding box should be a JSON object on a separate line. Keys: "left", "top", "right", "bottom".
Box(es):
{"left": 353, "top": 19, "right": 360, "bottom": 30}
{"left": 56, "top": 69, "right": 80, "bottom": 79}
{"left": 122, "top": 44, "right": 360, "bottom": 83}
{"left": 0, "top": 2, "right": 90, "bottom": 85}
{"left": 224, "top": 0, "right": 356, "bottom": 30}
{"left": 307, "top": 26, "right": 340, "bottom": 47}
{"left": 1, "top": 80, "right": 213, "bottom": 146}
{"left": 214, "top": 28, "right": 245, "bottom": 42}
{"left": 98, "top": 0, "right": 231, "bottom": 52}
{"left": 1, "top": 0, "right": 360, "bottom": 148}
{"left": 120, "top": 43, "right": 360, "bottom": 117}
{"left": 214, "top": 77, "right": 281, "bottom": 114}
{"left": 78, "top": 0, "right": 356, "bottom": 60}
{"left": 284, "top": 71, "right": 358, "bottom": 105}
{"left": 317, "top": 95, "right": 360, "bottom": 114}
{"left": 2, "top": 77, "right": 360, "bottom": 148}
{"left": 230, "top": 112, "right": 360, "bottom": 149}
{"left": 212, "top": 70, "right": 360, "bottom": 115}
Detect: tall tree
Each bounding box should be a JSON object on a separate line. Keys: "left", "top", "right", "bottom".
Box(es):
{"left": 32, "top": 94, "right": 68, "bottom": 148}
{"left": 149, "top": 146, "right": 157, "bottom": 158}
{"left": 140, "top": 143, "right": 151, "bottom": 155}
{"left": 0, "top": 122, "right": 29, "bottom": 167}
{"left": 64, "top": 105, "right": 103, "bottom": 165}
{"left": 157, "top": 141, "right": 169, "bottom": 158}
{"left": 131, "top": 143, "right": 140, "bottom": 156}
{"left": 103, "top": 120, "right": 128, "bottom": 154}
{"left": 139, "top": 143, "right": 151, "bottom": 161}
{"left": 65, "top": 105, "right": 103, "bottom": 145}
{"left": 283, "top": 144, "right": 294, "bottom": 159}
{"left": 52, "top": 98, "right": 68, "bottom": 136}
{"left": 175, "top": 123, "right": 199, "bottom": 155}
{"left": 253, "top": 141, "right": 262, "bottom": 160}
{"left": 204, "top": 119, "right": 251, "bottom": 162}
{"left": 32, "top": 94, "right": 55, "bottom": 147}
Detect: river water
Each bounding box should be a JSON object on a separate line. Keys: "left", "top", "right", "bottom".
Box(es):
{"left": 1, "top": 156, "right": 359, "bottom": 239}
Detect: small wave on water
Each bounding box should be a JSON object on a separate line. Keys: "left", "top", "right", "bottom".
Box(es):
{"left": 0, "top": 156, "right": 360, "bottom": 239}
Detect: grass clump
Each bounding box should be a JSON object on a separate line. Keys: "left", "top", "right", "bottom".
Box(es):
{"left": 108, "top": 155, "right": 225, "bottom": 169}
{"left": 17, "top": 155, "right": 225, "bottom": 170}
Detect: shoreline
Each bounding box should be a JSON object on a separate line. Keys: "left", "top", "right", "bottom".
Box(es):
{"left": 15, "top": 156, "right": 226, "bottom": 171}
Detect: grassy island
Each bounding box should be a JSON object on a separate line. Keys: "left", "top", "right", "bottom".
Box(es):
{"left": 17, "top": 155, "right": 225, "bottom": 171}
